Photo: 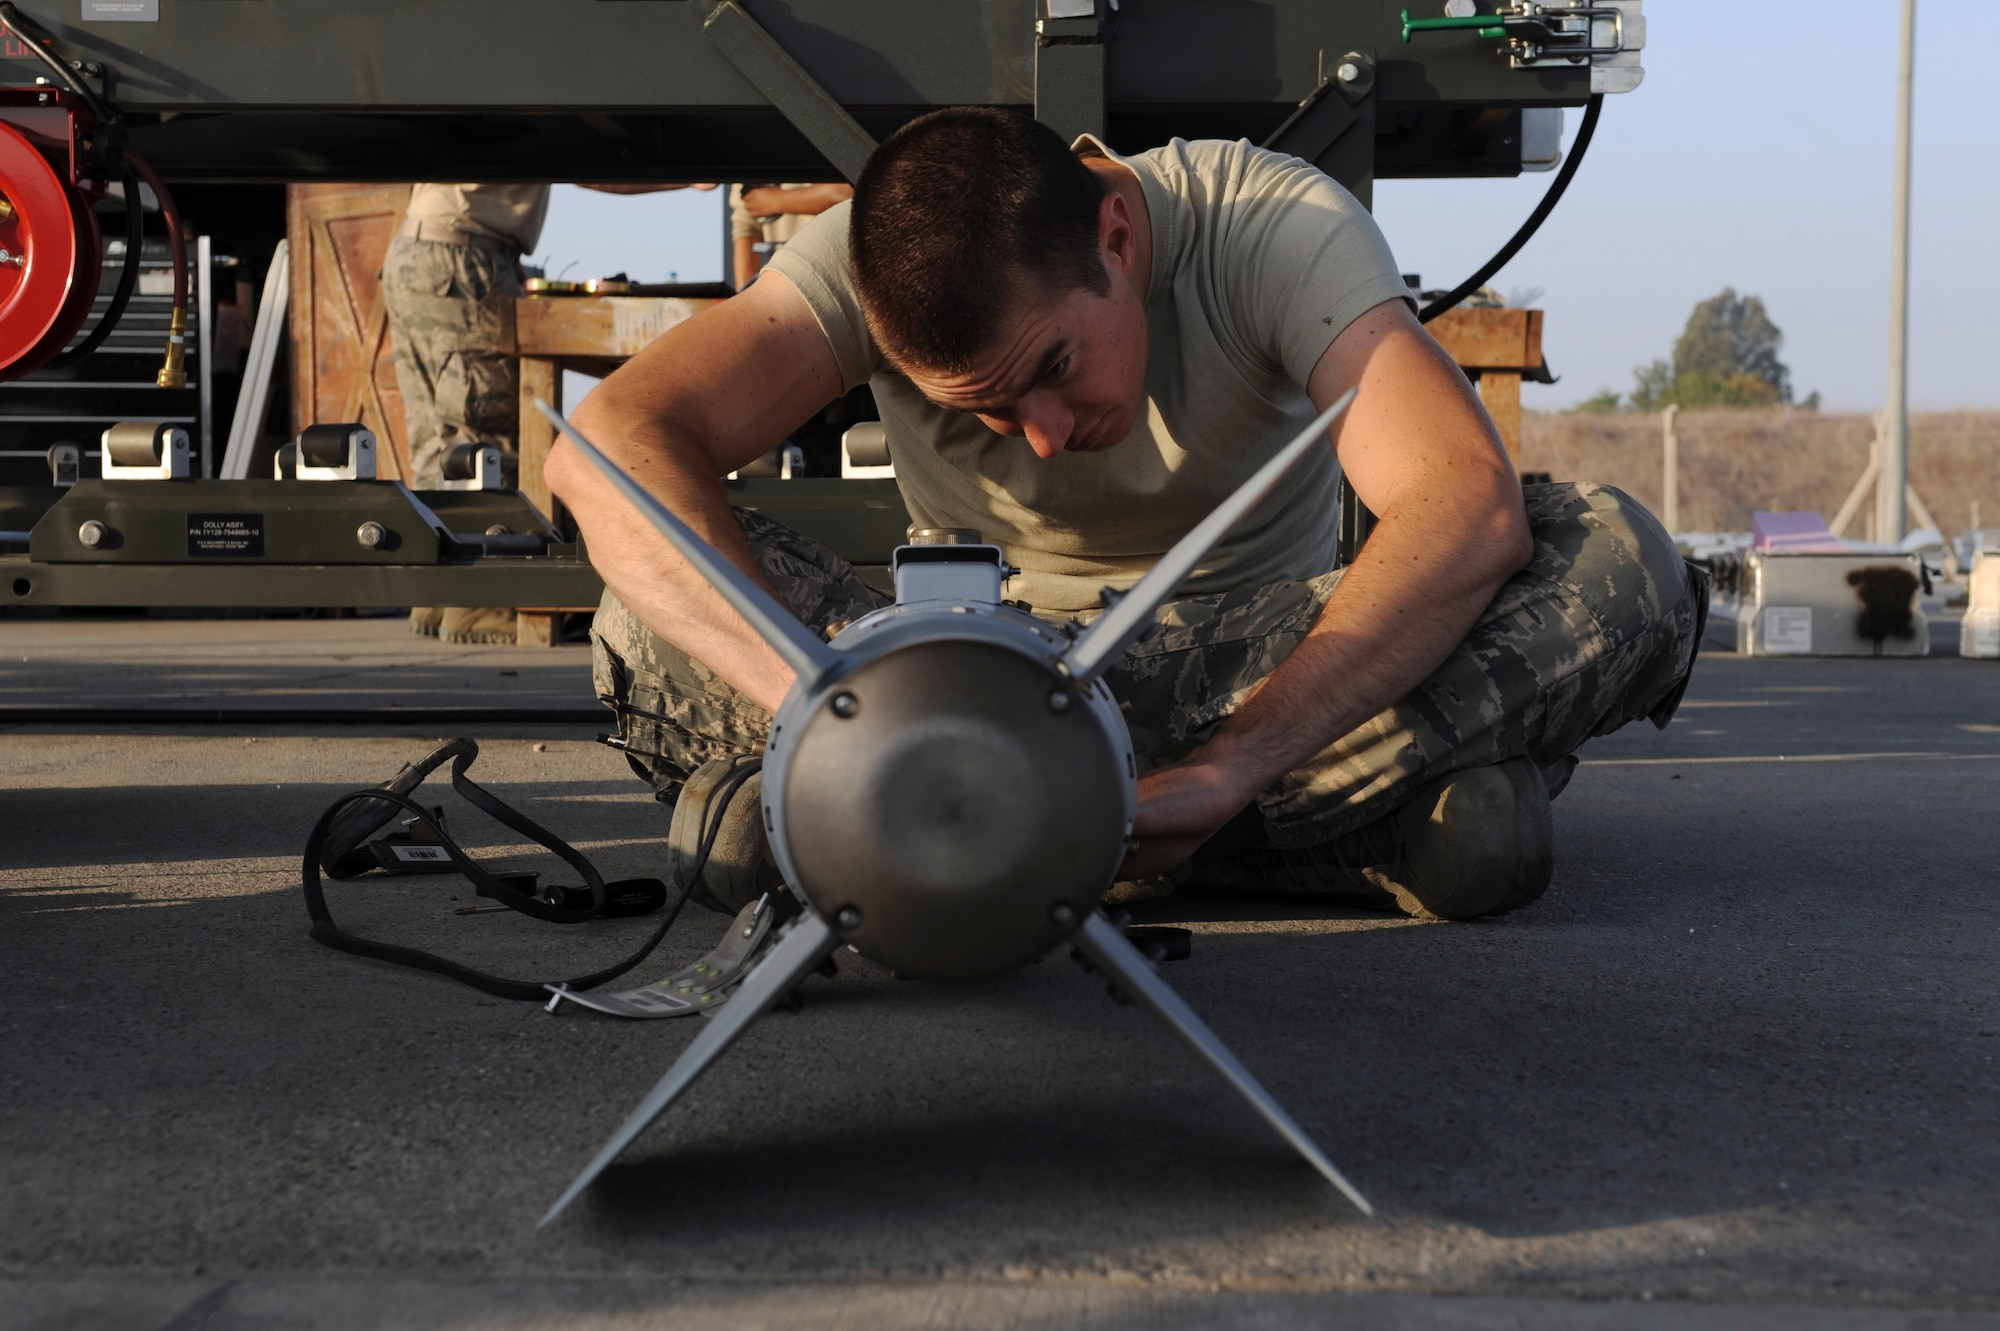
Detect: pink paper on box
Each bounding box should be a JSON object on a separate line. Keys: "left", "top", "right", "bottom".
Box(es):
{"left": 1752, "top": 510, "right": 1846, "bottom": 553}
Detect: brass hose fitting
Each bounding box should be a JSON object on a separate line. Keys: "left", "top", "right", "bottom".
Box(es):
{"left": 155, "top": 305, "right": 187, "bottom": 389}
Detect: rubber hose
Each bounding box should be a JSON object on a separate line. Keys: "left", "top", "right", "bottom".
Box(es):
{"left": 119, "top": 148, "right": 185, "bottom": 315}
{"left": 47, "top": 165, "right": 143, "bottom": 369}
{"left": 1418, "top": 94, "right": 1604, "bottom": 324}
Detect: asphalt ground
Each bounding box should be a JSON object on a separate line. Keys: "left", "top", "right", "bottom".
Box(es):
{"left": 0, "top": 615, "right": 598, "bottom": 719}
{"left": 1, "top": 617, "right": 1997, "bottom": 1328}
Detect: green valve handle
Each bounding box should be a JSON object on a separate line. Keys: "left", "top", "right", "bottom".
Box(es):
{"left": 1401, "top": 9, "right": 1508, "bottom": 42}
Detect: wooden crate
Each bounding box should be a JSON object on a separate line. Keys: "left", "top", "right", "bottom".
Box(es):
{"left": 287, "top": 183, "right": 415, "bottom": 479}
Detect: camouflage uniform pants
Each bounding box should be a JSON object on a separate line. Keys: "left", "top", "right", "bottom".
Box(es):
{"left": 380, "top": 235, "right": 523, "bottom": 489}
{"left": 592, "top": 482, "right": 1705, "bottom": 846}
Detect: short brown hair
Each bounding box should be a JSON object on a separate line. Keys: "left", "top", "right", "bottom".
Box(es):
{"left": 850, "top": 108, "right": 1110, "bottom": 373}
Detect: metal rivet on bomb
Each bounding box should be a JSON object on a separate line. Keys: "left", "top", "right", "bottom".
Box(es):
{"left": 834, "top": 906, "right": 862, "bottom": 931}
{"left": 1048, "top": 690, "right": 1071, "bottom": 713}
{"left": 830, "top": 692, "right": 859, "bottom": 718}
{"left": 355, "top": 520, "right": 387, "bottom": 550}
{"left": 76, "top": 519, "right": 106, "bottom": 548}
{"left": 1050, "top": 902, "right": 1077, "bottom": 927}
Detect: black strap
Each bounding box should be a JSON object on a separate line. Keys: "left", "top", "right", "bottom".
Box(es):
{"left": 301, "top": 743, "right": 757, "bottom": 1000}
{"left": 442, "top": 739, "right": 606, "bottom": 918}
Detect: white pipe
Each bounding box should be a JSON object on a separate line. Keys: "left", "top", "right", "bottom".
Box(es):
{"left": 196, "top": 234, "right": 214, "bottom": 478}
{"left": 221, "top": 239, "right": 289, "bottom": 480}
{"left": 1661, "top": 404, "right": 1678, "bottom": 535}
{"left": 1876, "top": 0, "right": 1917, "bottom": 544}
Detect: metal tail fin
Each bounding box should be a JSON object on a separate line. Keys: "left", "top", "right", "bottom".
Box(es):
{"left": 1061, "top": 388, "right": 1356, "bottom": 683}
{"left": 1071, "top": 913, "right": 1374, "bottom": 1215}
{"left": 533, "top": 399, "right": 838, "bottom": 687}
{"left": 540, "top": 913, "right": 840, "bottom": 1227}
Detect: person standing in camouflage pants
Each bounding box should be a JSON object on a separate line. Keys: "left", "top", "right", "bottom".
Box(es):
{"left": 384, "top": 184, "right": 545, "bottom": 645}
{"left": 383, "top": 224, "right": 528, "bottom": 491}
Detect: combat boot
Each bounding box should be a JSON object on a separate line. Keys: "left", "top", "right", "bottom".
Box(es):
{"left": 1371, "top": 757, "right": 1554, "bottom": 919}
{"left": 1190, "top": 756, "right": 1554, "bottom": 921}
{"left": 668, "top": 754, "right": 785, "bottom": 914}
{"left": 439, "top": 606, "right": 518, "bottom": 645}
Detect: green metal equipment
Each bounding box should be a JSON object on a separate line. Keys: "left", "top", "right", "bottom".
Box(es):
{"left": 0, "top": 0, "right": 1643, "bottom": 614}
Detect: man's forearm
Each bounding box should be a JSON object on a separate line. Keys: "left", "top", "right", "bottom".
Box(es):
{"left": 1200, "top": 486, "right": 1529, "bottom": 791}
{"left": 1122, "top": 478, "right": 1526, "bottom": 879}
{"left": 558, "top": 396, "right": 800, "bottom": 712}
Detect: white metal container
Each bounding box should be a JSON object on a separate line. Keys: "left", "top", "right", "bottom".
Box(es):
{"left": 1735, "top": 551, "right": 1929, "bottom": 658}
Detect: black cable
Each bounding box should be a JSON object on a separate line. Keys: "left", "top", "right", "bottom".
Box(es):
{"left": 47, "top": 163, "right": 142, "bottom": 369}
{"left": 0, "top": 3, "right": 118, "bottom": 127}
{"left": 301, "top": 750, "right": 760, "bottom": 1001}
{"left": 1418, "top": 94, "right": 1603, "bottom": 324}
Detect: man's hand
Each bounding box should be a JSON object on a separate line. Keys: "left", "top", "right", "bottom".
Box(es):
{"left": 1124, "top": 759, "right": 1259, "bottom": 878}
{"left": 1119, "top": 297, "right": 1531, "bottom": 877}
{"left": 545, "top": 273, "right": 844, "bottom": 713}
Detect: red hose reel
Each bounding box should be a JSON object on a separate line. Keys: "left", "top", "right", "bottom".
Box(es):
{"left": 0, "top": 91, "right": 102, "bottom": 382}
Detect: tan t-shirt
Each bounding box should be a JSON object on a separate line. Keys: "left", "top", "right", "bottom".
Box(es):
{"left": 769, "top": 137, "right": 1409, "bottom": 613}
{"left": 405, "top": 184, "right": 551, "bottom": 253}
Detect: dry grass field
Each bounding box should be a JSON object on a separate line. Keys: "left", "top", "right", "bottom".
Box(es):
{"left": 1520, "top": 408, "right": 2000, "bottom": 537}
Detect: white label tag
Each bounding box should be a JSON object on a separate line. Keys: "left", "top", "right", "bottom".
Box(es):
{"left": 1762, "top": 606, "right": 1813, "bottom": 655}
{"left": 85, "top": 0, "right": 157, "bottom": 19}
{"left": 391, "top": 844, "right": 451, "bottom": 863}
{"left": 610, "top": 299, "right": 693, "bottom": 354}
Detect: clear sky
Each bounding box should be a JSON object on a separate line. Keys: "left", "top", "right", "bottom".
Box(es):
{"left": 537, "top": 1, "right": 1995, "bottom": 413}
{"left": 534, "top": 188, "right": 726, "bottom": 289}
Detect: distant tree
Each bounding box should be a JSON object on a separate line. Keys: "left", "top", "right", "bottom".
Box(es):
{"left": 1675, "top": 289, "right": 1788, "bottom": 397}
{"left": 1572, "top": 388, "right": 1624, "bottom": 414}
{"left": 1630, "top": 289, "right": 1793, "bottom": 410}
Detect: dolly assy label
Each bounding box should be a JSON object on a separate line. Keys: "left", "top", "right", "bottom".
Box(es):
{"left": 186, "top": 513, "right": 265, "bottom": 557}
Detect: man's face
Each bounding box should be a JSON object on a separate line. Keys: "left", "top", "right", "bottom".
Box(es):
{"left": 899, "top": 195, "right": 1150, "bottom": 460}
